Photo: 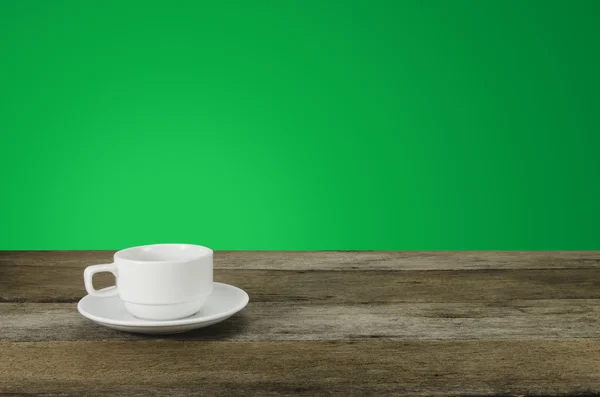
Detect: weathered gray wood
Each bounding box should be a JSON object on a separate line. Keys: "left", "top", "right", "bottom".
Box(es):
{"left": 2, "top": 340, "right": 600, "bottom": 396}
{"left": 2, "top": 250, "right": 600, "bottom": 270}
{"left": 2, "top": 299, "right": 600, "bottom": 342}
{"left": 3, "top": 265, "right": 600, "bottom": 303}
{"left": 2, "top": 251, "right": 600, "bottom": 396}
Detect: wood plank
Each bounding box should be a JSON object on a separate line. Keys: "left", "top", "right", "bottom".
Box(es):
{"left": 2, "top": 300, "right": 600, "bottom": 342}
{"left": 1, "top": 340, "right": 599, "bottom": 396}
{"left": 2, "top": 265, "right": 600, "bottom": 303}
{"left": 2, "top": 250, "right": 600, "bottom": 271}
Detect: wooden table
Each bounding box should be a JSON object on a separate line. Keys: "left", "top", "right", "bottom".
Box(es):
{"left": 1, "top": 251, "right": 600, "bottom": 396}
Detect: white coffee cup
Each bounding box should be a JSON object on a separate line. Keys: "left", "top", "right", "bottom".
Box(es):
{"left": 83, "top": 244, "right": 213, "bottom": 321}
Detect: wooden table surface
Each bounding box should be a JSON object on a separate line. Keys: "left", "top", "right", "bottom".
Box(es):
{"left": 1, "top": 251, "right": 600, "bottom": 396}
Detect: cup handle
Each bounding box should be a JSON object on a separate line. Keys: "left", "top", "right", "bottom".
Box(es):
{"left": 84, "top": 263, "right": 119, "bottom": 297}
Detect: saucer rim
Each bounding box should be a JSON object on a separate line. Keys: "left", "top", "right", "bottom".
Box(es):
{"left": 77, "top": 282, "right": 249, "bottom": 327}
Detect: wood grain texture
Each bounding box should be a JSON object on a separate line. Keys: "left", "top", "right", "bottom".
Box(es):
{"left": 2, "top": 299, "right": 600, "bottom": 342}
{"left": 2, "top": 340, "right": 600, "bottom": 397}
{"left": 2, "top": 250, "right": 600, "bottom": 270}
{"left": 3, "top": 266, "right": 600, "bottom": 302}
{"left": 1, "top": 251, "right": 600, "bottom": 396}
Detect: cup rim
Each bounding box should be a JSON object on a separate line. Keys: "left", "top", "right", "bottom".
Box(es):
{"left": 114, "top": 244, "right": 213, "bottom": 264}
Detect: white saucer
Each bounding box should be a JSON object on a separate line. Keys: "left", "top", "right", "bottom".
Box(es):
{"left": 77, "top": 282, "right": 249, "bottom": 335}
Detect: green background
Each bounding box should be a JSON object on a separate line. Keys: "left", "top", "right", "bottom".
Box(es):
{"left": 1, "top": 0, "right": 599, "bottom": 250}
